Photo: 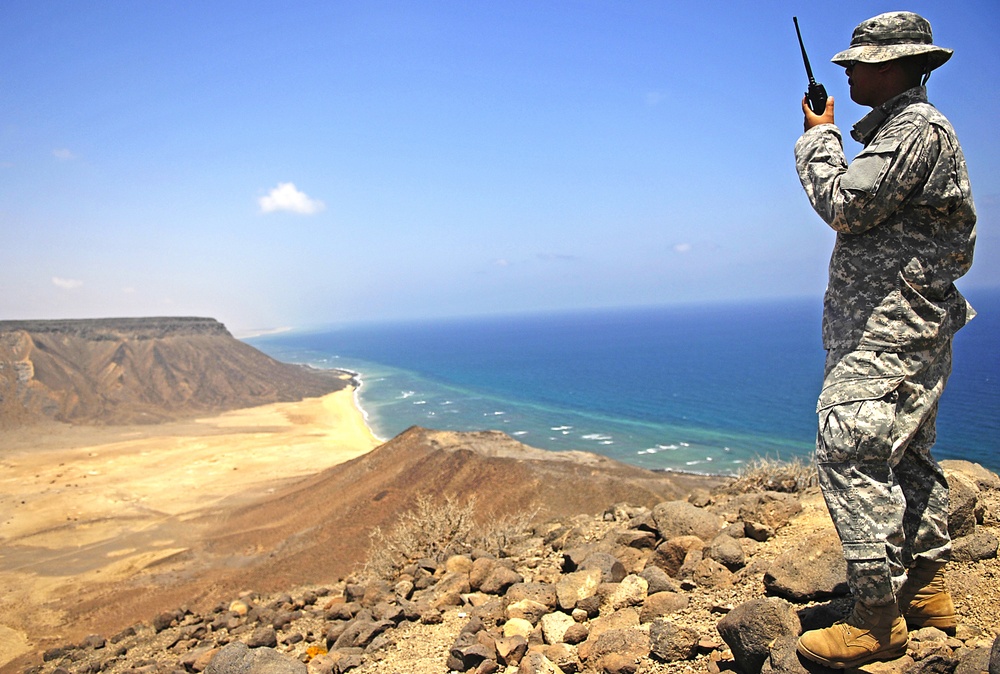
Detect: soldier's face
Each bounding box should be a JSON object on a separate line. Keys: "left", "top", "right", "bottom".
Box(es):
{"left": 845, "top": 61, "right": 882, "bottom": 107}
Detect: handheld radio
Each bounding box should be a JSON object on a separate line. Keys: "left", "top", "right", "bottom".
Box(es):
{"left": 794, "top": 17, "right": 829, "bottom": 115}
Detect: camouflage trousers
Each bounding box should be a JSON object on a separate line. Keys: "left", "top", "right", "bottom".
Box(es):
{"left": 815, "top": 343, "right": 953, "bottom": 606}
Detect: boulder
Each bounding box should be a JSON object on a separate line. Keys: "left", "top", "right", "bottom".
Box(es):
{"left": 951, "top": 529, "right": 999, "bottom": 563}
{"left": 516, "top": 652, "right": 564, "bottom": 674}
{"left": 717, "top": 597, "right": 801, "bottom": 674}
{"left": 205, "top": 642, "right": 306, "bottom": 674}
{"left": 505, "top": 582, "right": 558, "bottom": 610}
{"left": 480, "top": 566, "right": 524, "bottom": 595}
{"left": 648, "top": 619, "right": 699, "bottom": 663}
{"left": 578, "top": 552, "right": 626, "bottom": 583}
{"left": 540, "top": 643, "right": 579, "bottom": 674}
{"left": 585, "top": 627, "right": 651, "bottom": 672}
{"left": 503, "top": 618, "right": 536, "bottom": 640}
{"left": 579, "top": 608, "right": 641, "bottom": 661}
{"left": 947, "top": 470, "right": 982, "bottom": 538}
{"left": 652, "top": 500, "right": 723, "bottom": 542}
{"left": 617, "top": 530, "right": 657, "bottom": 549}
{"left": 941, "top": 460, "right": 1000, "bottom": 490}
{"left": 640, "top": 591, "right": 689, "bottom": 623}
{"left": 563, "top": 622, "right": 588, "bottom": 645}
{"left": 555, "top": 568, "right": 603, "bottom": 611}
{"left": 745, "top": 520, "right": 776, "bottom": 542}
{"left": 760, "top": 634, "right": 812, "bottom": 674}
{"left": 506, "top": 599, "right": 549, "bottom": 625}
{"left": 651, "top": 535, "right": 705, "bottom": 577}
{"left": 332, "top": 619, "right": 393, "bottom": 649}
{"left": 736, "top": 492, "right": 803, "bottom": 531}
{"left": 686, "top": 556, "right": 733, "bottom": 588}
{"left": 247, "top": 626, "right": 278, "bottom": 648}
{"left": 639, "top": 565, "right": 681, "bottom": 594}
{"left": 707, "top": 533, "right": 746, "bottom": 571}
{"left": 448, "top": 631, "right": 493, "bottom": 672}
{"left": 446, "top": 554, "right": 475, "bottom": 574}
{"left": 540, "top": 611, "right": 576, "bottom": 645}
{"left": 495, "top": 634, "right": 528, "bottom": 666}
{"left": 470, "top": 557, "right": 498, "bottom": 591}
{"left": 601, "top": 574, "right": 648, "bottom": 611}
{"left": 582, "top": 608, "right": 638, "bottom": 643}
{"left": 763, "top": 530, "right": 849, "bottom": 601}
{"left": 436, "top": 571, "right": 473, "bottom": 599}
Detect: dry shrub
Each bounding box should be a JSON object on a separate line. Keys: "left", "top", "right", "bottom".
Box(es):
{"left": 724, "top": 455, "right": 818, "bottom": 494}
{"left": 362, "top": 493, "right": 536, "bottom": 581}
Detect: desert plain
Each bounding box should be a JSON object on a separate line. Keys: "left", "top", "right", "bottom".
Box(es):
{"left": 0, "top": 386, "right": 379, "bottom": 668}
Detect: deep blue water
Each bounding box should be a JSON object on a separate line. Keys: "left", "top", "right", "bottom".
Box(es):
{"left": 249, "top": 290, "right": 999, "bottom": 476}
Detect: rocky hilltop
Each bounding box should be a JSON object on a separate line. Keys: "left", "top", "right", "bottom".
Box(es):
{"left": 0, "top": 317, "right": 347, "bottom": 426}
{"left": 12, "top": 450, "right": 1000, "bottom": 674}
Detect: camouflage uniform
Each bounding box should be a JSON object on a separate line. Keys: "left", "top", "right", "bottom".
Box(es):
{"left": 795, "top": 84, "right": 977, "bottom": 604}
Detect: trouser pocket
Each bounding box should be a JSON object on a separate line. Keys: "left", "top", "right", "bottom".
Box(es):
{"left": 816, "top": 376, "right": 908, "bottom": 603}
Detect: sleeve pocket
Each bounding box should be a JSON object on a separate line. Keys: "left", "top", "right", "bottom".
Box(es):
{"left": 840, "top": 139, "right": 900, "bottom": 194}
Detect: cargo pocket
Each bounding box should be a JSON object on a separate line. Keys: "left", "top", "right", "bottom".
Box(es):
{"left": 816, "top": 375, "right": 904, "bottom": 465}
{"left": 816, "top": 373, "right": 903, "bottom": 561}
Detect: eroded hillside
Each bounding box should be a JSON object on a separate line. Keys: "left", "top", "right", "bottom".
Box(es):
{"left": 0, "top": 317, "right": 347, "bottom": 426}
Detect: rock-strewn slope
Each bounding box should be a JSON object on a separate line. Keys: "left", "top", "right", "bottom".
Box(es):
{"left": 19, "top": 459, "right": 1000, "bottom": 674}
{"left": 0, "top": 317, "right": 347, "bottom": 426}
{"left": 18, "top": 427, "right": 726, "bottom": 657}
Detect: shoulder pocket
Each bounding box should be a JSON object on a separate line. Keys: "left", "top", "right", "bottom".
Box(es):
{"left": 840, "top": 138, "right": 901, "bottom": 194}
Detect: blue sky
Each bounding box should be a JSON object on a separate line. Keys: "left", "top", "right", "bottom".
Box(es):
{"left": 2, "top": 1, "right": 998, "bottom": 334}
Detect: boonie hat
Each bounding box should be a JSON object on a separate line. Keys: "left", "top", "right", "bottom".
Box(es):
{"left": 831, "top": 11, "right": 952, "bottom": 72}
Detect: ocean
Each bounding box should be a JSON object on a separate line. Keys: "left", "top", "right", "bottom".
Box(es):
{"left": 248, "top": 288, "right": 999, "bottom": 476}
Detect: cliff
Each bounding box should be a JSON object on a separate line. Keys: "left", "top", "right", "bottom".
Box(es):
{"left": 0, "top": 317, "right": 347, "bottom": 426}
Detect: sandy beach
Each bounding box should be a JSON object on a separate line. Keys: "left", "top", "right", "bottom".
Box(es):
{"left": 0, "top": 387, "right": 380, "bottom": 668}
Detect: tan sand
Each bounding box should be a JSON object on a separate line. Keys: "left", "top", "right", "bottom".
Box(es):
{"left": 0, "top": 387, "right": 380, "bottom": 668}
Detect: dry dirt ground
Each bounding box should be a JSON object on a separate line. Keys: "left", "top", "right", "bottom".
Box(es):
{"left": 0, "top": 388, "right": 379, "bottom": 669}
{"left": 336, "top": 487, "right": 1000, "bottom": 674}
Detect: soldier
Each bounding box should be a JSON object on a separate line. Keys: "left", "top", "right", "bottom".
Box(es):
{"left": 793, "top": 11, "right": 977, "bottom": 669}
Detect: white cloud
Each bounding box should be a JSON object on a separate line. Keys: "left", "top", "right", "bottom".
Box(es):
{"left": 674, "top": 243, "right": 692, "bottom": 254}
{"left": 52, "top": 276, "right": 83, "bottom": 290}
{"left": 259, "top": 182, "right": 325, "bottom": 215}
{"left": 53, "top": 148, "right": 77, "bottom": 161}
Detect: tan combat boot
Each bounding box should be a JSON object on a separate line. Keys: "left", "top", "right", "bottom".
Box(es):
{"left": 796, "top": 601, "right": 908, "bottom": 669}
{"left": 898, "top": 560, "right": 957, "bottom": 631}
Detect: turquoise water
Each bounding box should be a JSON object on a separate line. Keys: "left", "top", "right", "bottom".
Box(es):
{"left": 249, "top": 290, "right": 999, "bottom": 476}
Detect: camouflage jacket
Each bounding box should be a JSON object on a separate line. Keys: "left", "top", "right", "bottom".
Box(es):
{"left": 795, "top": 87, "right": 977, "bottom": 353}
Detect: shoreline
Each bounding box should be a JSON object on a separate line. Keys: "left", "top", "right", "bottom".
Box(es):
{"left": 334, "top": 367, "right": 390, "bottom": 444}
{"left": 0, "top": 387, "right": 381, "bottom": 668}
{"left": 246, "top": 340, "right": 772, "bottom": 478}
{"left": 338, "top": 363, "right": 734, "bottom": 480}
{"left": 324, "top": 365, "right": 743, "bottom": 479}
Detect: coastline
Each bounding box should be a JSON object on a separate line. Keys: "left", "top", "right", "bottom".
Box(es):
{"left": 332, "top": 364, "right": 747, "bottom": 479}
{"left": 336, "top": 367, "right": 389, "bottom": 444}
{"left": 0, "top": 386, "right": 381, "bottom": 668}
{"left": 342, "top": 364, "right": 734, "bottom": 479}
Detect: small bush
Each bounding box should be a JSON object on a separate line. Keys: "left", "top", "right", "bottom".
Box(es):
{"left": 724, "top": 455, "right": 818, "bottom": 494}
{"left": 362, "top": 493, "right": 536, "bottom": 581}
